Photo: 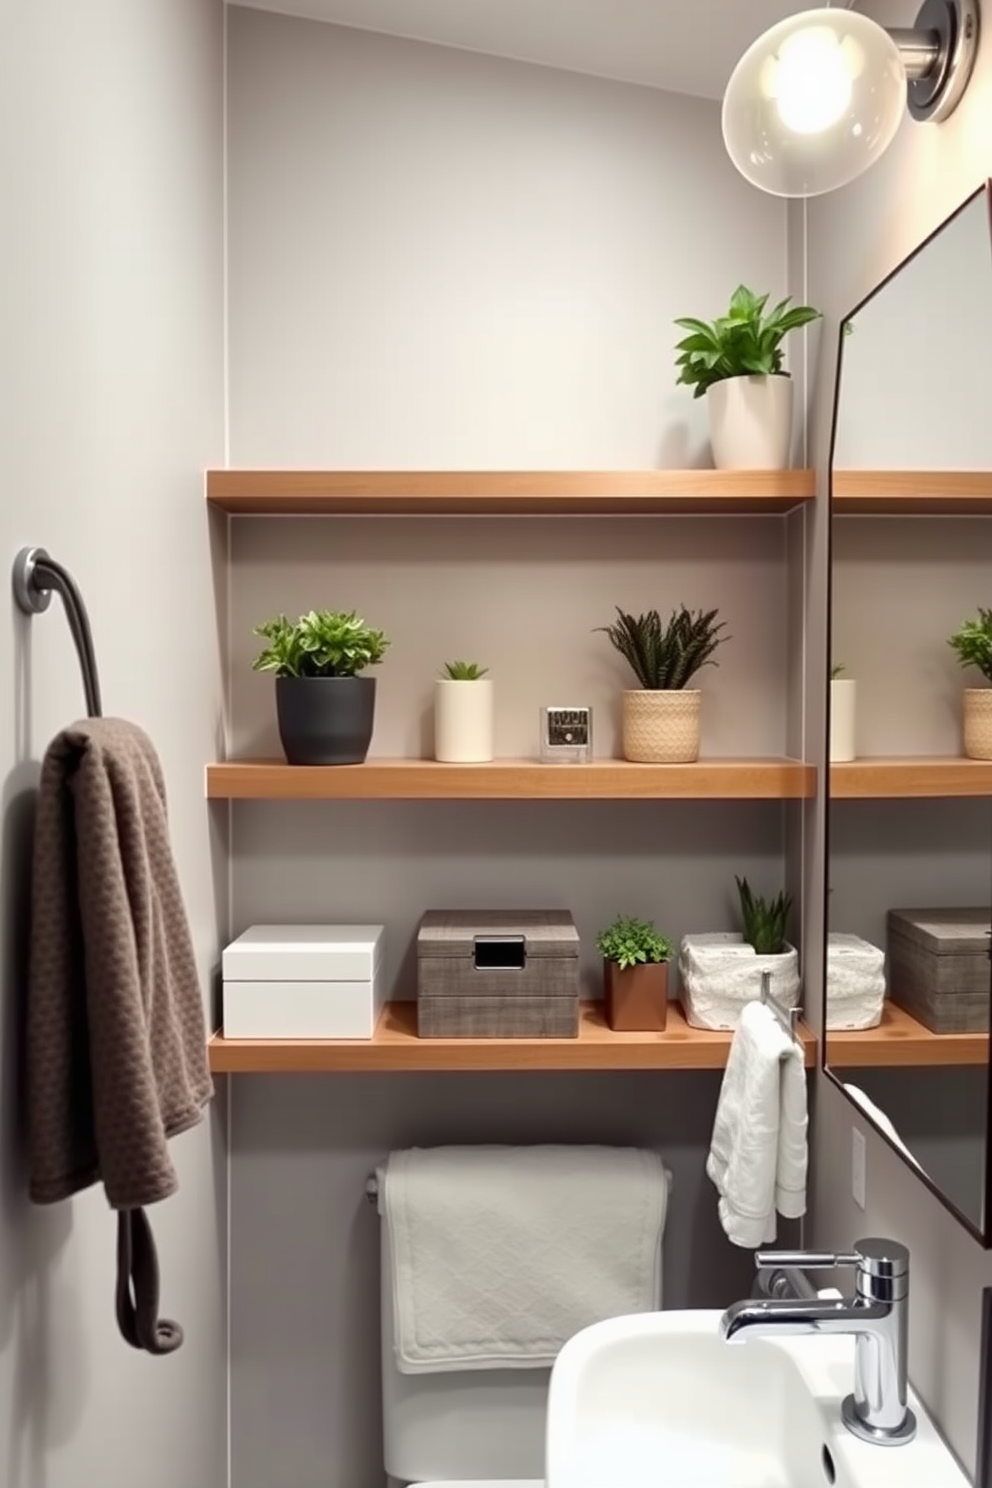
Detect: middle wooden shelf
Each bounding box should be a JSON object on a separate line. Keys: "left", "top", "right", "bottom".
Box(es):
{"left": 208, "top": 999, "right": 818, "bottom": 1074}
{"left": 206, "top": 757, "right": 815, "bottom": 801}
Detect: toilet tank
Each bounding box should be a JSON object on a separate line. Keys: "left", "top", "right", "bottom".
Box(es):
{"left": 380, "top": 1204, "right": 549, "bottom": 1483}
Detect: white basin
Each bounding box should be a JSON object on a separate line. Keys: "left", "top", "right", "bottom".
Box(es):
{"left": 546, "top": 1309, "right": 968, "bottom": 1488}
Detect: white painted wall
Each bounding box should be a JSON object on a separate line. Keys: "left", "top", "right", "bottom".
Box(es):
{"left": 226, "top": 6, "right": 789, "bottom": 469}
{"left": 804, "top": 0, "right": 992, "bottom": 1472}
{"left": 0, "top": 3, "right": 227, "bottom": 1485}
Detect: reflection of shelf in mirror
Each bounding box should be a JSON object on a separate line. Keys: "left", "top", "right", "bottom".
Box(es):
{"left": 207, "top": 1000, "right": 818, "bottom": 1073}
{"left": 828, "top": 1002, "right": 988, "bottom": 1068}
{"left": 833, "top": 471, "right": 992, "bottom": 515}
{"left": 831, "top": 758, "right": 992, "bottom": 799}
{"left": 206, "top": 759, "right": 816, "bottom": 801}
{"left": 205, "top": 468, "right": 816, "bottom": 516}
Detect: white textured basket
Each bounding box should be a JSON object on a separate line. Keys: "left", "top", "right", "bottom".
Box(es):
{"left": 963, "top": 688, "right": 992, "bottom": 761}
{"left": 622, "top": 690, "right": 701, "bottom": 763}
{"left": 678, "top": 932, "right": 800, "bottom": 1030}
{"left": 825, "top": 933, "right": 885, "bottom": 1031}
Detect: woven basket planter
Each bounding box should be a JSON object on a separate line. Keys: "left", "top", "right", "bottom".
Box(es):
{"left": 963, "top": 688, "right": 992, "bottom": 760}
{"left": 622, "top": 690, "right": 701, "bottom": 763}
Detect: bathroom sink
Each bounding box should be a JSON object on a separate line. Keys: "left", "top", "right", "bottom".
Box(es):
{"left": 545, "top": 1310, "right": 968, "bottom": 1488}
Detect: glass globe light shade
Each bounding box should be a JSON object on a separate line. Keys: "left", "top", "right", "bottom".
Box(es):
{"left": 723, "top": 8, "right": 908, "bottom": 198}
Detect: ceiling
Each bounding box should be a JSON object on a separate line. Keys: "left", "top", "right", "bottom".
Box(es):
{"left": 230, "top": 0, "right": 809, "bottom": 100}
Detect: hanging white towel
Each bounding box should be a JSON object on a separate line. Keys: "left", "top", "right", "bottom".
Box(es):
{"left": 706, "top": 1000, "right": 808, "bottom": 1248}
{"left": 382, "top": 1145, "right": 670, "bottom": 1373}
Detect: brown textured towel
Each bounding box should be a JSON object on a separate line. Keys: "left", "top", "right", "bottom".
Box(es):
{"left": 28, "top": 718, "right": 213, "bottom": 1209}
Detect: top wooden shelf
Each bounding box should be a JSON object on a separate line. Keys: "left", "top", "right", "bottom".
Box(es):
{"left": 831, "top": 757, "right": 992, "bottom": 799}
{"left": 833, "top": 470, "right": 992, "bottom": 514}
{"left": 205, "top": 469, "right": 816, "bottom": 516}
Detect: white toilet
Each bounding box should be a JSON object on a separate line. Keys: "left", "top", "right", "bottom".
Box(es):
{"left": 380, "top": 1211, "right": 547, "bottom": 1488}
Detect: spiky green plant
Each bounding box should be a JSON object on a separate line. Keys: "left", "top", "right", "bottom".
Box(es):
{"left": 830, "top": 662, "right": 846, "bottom": 681}
{"left": 735, "top": 876, "right": 792, "bottom": 956}
{"left": 252, "top": 610, "right": 389, "bottom": 679}
{"left": 675, "top": 285, "right": 822, "bottom": 398}
{"left": 596, "top": 916, "right": 673, "bottom": 971}
{"left": 442, "top": 660, "right": 489, "bottom": 680}
{"left": 948, "top": 609, "right": 992, "bottom": 683}
{"left": 598, "top": 606, "right": 728, "bottom": 690}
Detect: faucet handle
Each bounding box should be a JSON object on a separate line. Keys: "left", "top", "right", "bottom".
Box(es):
{"left": 756, "top": 1238, "right": 909, "bottom": 1278}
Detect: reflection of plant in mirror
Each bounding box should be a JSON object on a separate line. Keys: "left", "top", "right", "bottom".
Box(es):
{"left": 831, "top": 663, "right": 846, "bottom": 680}
{"left": 735, "top": 876, "right": 792, "bottom": 956}
{"left": 674, "top": 285, "right": 822, "bottom": 398}
{"left": 949, "top": 609, "right": 992, "bottom": 682}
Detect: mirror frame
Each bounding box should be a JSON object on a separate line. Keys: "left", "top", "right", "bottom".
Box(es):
{"left": 823, "top": 179, "right": 992, "bottom": 1246}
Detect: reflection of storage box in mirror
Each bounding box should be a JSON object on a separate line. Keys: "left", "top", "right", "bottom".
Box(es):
{"left": 887, "top": 908, "right": 991, "bottom": 1033}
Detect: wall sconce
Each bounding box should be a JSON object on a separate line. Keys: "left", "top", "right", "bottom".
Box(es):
{"left": 723, "top": 0, "right": 979, "bottom": 197}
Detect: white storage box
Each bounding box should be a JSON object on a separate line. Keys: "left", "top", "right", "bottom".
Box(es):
{"left": 222, "top": 925, "right": 385, "bottom": 1039}
{"left": 826, "top": 933, "right": 885, "bottom": 1031}
{"left": 678, "top": 932, "right": 801, "bottom": 1030}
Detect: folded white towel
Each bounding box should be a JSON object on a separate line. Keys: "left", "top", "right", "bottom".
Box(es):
{"left": 382, "top": 1145, "right": 669, "bottom": 1373}
{"left": 706, "top": 1001, "right": 808, "bottom": 1248}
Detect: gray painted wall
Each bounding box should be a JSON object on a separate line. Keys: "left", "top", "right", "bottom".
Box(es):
{"left": 0, "top": 3, "right": 227, "bottom": 1484}
{"left": 225, "top": 12, "right": 796, "bottom": 1485}
{"left": 804, "top": 0, "right": 992, "bottom": 1473}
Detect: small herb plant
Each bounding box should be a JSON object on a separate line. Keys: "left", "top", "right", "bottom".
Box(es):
{"left": 674, "top": 285, "right": 822, "bottom": 399}
{"left": 596, "top": 916, "right": 673, "bottom": 971}
{"left": 599, "top": 606, "right": 728, "bottom": 690}
{"left": 252, "top": 610, "right": 389, "bottom": 679}
{"left": 442, "top": 660, "right": 489, "bottom": 681}
{"left": 949, "top": 609, "right": 992, "bottom": 683}
{"left": 735, "top": 876, "right": 792, "bottom": 956}
{"left": 831, "top": 663, "right": 846, "bottom": 680}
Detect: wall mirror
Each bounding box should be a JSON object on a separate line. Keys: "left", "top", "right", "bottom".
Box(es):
{"left": 825, "top": 181, "right": 992, "bottom": 1243}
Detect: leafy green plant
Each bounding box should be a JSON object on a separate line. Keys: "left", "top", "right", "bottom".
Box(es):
{"left": 598, "top": 606, "right": 728, "bottom": 690}
{"left": 675, "top": 285, "right": 822, "bottom": 399}
{"left": 596, "top": 916, "right": 673, "bottom": 970}
{"left": 949, "top": 609, "right": 992, "bottom": 683}
{"left": 735, "top": 876, "right": 792, "bottom": 956}
{"left": 830, "top": 662, "right": 846, "bottom": 681}
{"left": 442, "top": 660, "right": 489, "bottom": 680}
{"left": 252, "top": 610, "right": 389, "bottom": 679}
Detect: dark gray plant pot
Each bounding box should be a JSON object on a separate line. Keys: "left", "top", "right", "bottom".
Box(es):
{"left": 275, "top": 675, "right": 376, "bottom": 765}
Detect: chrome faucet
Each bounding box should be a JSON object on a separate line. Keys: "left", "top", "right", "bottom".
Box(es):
{"left": 719, "top": 1238, "right": 916, "bottom": 1446}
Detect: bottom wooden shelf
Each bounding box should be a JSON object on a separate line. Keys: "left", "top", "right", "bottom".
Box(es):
{"left": 209, "top": 999, "right": 817, "bottom": 1074}
{"left": 827, "top": 1001, "right": 988, "bottom": 1068}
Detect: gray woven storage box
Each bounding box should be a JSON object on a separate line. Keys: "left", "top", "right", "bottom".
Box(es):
{"left": 417, "top": 909, "right": 580, "bottom": 1038}
{"left": 887, "top": 907, "right": 991, "bottom": 1033}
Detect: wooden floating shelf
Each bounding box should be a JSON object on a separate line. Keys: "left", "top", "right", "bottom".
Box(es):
{"left": 831, "top": 757, "right": 992, "bottom": 799}
{"left": 206, "top": 758, "right": 815, "bottom": 801}
{"left": 208, "top": 999, "right": 817, "bottom": 1074}
{"left": 828, "top": 1002, "right": 988, "bottom": 1069}
{"left": 833, "top": 470, "right": 992, "bottom": 515}
{"left": 205, "top": 468, "right": 816, "bottom": 516}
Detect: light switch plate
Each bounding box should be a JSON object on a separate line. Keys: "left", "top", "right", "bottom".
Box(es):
{"left": 852, "top": 1126, "right": 867, "bottom": 1210}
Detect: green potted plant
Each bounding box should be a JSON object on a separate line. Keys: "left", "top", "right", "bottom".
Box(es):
{"left": 252, "top": 609, "right": 389, "bottom": 765}
{"left": 598, "top": 605, "right": 729, "bottom": 762}
{"left": 434, "top": 660, "right": 494, "bottom": 763}
{"left": 948, "top": 608, "right": 992, "bottom": 760}
{"left": 596, "top": 915, "right": 673, "bottom": 1032}
{"left": 674, "top": 285, "right": 822, "bottom": 470}
{"left": 829, "top": 661, "right": 856, "bottom": 763}
{"left": 678, "top": 876, "right": 800, "bottom": 1030}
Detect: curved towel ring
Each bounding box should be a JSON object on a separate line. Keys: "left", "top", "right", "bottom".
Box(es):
{"left": 12, "top": 546, "right": 103, "bottom": 719}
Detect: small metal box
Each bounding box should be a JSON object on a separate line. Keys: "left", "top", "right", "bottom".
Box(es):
{"left": 416, "top": 909, "right": 580, "bottom": 1038}
{"left": 539, "top": 706, "right": 593, "bottom": 764}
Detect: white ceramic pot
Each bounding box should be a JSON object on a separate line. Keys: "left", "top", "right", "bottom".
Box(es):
{"left": 622, "top": 690, "right": 701, "bottom": 763}
{"left": 434, "top": 679, "right": 494, "bottom": 762}
{"left": 963, "top": 687, "right": 992, "bottom": 760}
{"left": 706, "top": 373, "right": 794, "bottom": 470}
{"left": 829, "top": 678, "right": 857, "bottom": 763}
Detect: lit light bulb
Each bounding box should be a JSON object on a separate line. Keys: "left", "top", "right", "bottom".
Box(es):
{"left": 770, "top": 26, "right": 855, "bottom": 135}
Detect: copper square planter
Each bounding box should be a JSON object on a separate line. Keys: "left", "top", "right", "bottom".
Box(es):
{"left": 604, "top": 960, "right": 669, "bottom": 1032}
